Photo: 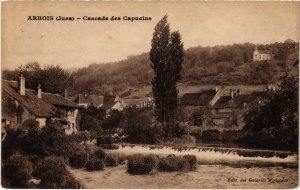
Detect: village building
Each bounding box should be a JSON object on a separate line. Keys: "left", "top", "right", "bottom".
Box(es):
{"left": 180, "top": 87, "right": 265, "bottom": 132}
{"left": 2, "top": 75, "right": 80, "bottom": 135}
{"left": 73, "top": 93, "right": 104, "bottom": 108}
{"left": 253, "top": 46, "right": 274, "bottom": 61}
{"left": 102, "top": 93, "right": 126, "bottom": 113}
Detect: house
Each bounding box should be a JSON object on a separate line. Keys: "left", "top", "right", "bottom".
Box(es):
{"left": 210, "top": 90, "right": 264, "bottom": 129}
{"left": 124, "top": 97, "right": 154, "bottom": 109}
{"left": 102, "top": 93, "right": 126, "bottom": 113}
{"left": 73, "top": 93, "right": 104, "bottom": 108}
{"left": 180, "top": 87, "right": 265, "bottom": 131}
{"left": 2, "top": 74, "right": 80, "bottom": 135}
{"left": 253, "top": 46, "right": 274, "bottom": 61}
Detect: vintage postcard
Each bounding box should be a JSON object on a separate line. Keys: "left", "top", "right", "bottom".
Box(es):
{"left": 1, "top": 1, "right": 299, "bottom": 189}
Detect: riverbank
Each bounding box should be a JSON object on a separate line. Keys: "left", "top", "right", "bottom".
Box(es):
{"left": 70, "top": 164, "right": 298, "bottom": 189}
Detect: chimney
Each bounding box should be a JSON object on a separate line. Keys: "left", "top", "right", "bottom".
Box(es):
{"left": 37, "top": 84, "right": 42, "bottom": 99}
{"left": 19, "top": 74, "right": 26, "bottom": 96}
{"left": 64, "top": 89, "right": 68, "bottom": 98}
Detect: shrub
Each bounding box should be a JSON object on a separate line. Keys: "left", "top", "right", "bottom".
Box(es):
{"left": 86, "top": 158, "right": 105, "bottom": 171}
{"left": 158, "top": 156, "right": 181, "bottom": 171}
{"left": 182, "top": 155, "right": 197, "bottom": 170}
{"left": 68, "top": 131, "right": 90, "bottom": 143}
{"left": 158, "top": 155, "right": 197, "bottom": 172}
{"left": 33, "top": 156, "right": 81, "bottom": 188}
{"left": 94, "top": 148, "right": 107, "bottom": 159}
{"left": 104, "top": 154, "right": 119, "bottom": 167}
{"left": 33, "top": 156, "right": 67, "bottom": 179}
{"left": 107, "top": 153, "right": 126, "bottom": 165}
{"left": 127, "top": 154, "right": 158, "bottom": 175}
{"left": 69, "top": 151, "right": 89, "bottom": 168}
{"left": 3, "top": 153, "right": 33, "bottom": 186}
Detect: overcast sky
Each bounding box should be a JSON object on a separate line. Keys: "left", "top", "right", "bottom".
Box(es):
{"left": 2, "top": 2, "right": 299, "bottom": 70}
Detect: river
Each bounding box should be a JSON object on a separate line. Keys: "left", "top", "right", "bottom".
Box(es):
{"left": 70, "top": 144, "right": 298, "bottom": 189}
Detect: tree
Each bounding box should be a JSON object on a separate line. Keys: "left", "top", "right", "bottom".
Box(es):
{"left": 3, "top": 62, "right": 73, "bottom": 95}
{"left": 150, "top": 15, "right": 184, "bottom": 135}
{"left": 243, "top": 74, "right": 298, "bottom": 150}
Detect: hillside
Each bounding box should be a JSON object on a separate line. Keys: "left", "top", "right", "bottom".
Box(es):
{"left": 71, "top": 41, "right": 298, "bottom": 96}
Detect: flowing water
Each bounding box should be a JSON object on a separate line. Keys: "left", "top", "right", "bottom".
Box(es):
{"left": 70, "top": 143, "right": 298, "bottom": 188}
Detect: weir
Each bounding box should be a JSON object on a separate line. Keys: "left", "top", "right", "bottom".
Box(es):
{"left": 110, "top": 144, "right": 298, "bottom": 168}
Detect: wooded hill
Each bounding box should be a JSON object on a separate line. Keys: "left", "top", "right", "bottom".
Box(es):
{"left": 71, "top": 40, "right": 298, "bottom": 96}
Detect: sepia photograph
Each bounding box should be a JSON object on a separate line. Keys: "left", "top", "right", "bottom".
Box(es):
{"left": 1, "top": 1, "right": 299, "bottom": 189}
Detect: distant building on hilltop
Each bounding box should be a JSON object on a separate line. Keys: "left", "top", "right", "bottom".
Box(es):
{"left": 253, "top": 46, "right": 274, "bottom": 61}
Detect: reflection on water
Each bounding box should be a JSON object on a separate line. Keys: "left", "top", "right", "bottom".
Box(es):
{"left": 112, "top": 144, "right": 298, "bottom": 168}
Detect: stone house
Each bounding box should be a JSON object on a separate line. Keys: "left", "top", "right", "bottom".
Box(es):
{"left": 2, "top": 75, "right": 80, "bottom": 135}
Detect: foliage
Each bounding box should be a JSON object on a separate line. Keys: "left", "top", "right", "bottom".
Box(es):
{"left": 3, "top": 62, "right": 73, "bottom": 95}
{"left": 33, "top": 156, "right": 81, "bottom": 188}
{"left": 39, "top": 122, "right": 74, "bottom": 157}
{"left": 3, "top": 153, "right": 33, "bottom": 186}
{"left": 101, "top": 110, "right": 123, "bottom": 131}
{"left": 68, "top": 131, "right": 91, "bottom": 143}
{"left": 243, "top": 74, "right": 298, "bottom": 150}
{"left": 123, "top": 108, "right": 163, "bottom": 144}
{"left": 22, "top": 119, "right": 40, "bottom": 129}
{"left": 158, "top": 154, "right": 197, "bottom": 171}
{"left": 79, "top": 113, "right": 103, "bottom": 139}
{"left": 150, "top": 15, "right": 184, "bottom": 132}
{"left": 94, "top": 148, "right": 107, "bottom": 160}
{"left": 104, "top": 154, "right": 119, "bottom": 167}
{"left": 127, "top": 154, "right": 159, "bottom": 175}
{"left": 66, "top": 41, "right": 298, "bottom": 96}
{"left": 86, "top": 158, "right": 105, "bottom": 171}
{"left": 69, "top": 151, "right": 89, "bottom": 168}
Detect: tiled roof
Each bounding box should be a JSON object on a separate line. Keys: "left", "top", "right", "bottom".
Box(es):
{"left": 213, "top": 92, "right": 264, "bottom": 109}
{"left": 42, "top": 92, "right": 80, "bottom": 108}
{"left": 180, "top": 90, "right": 217, "bottom": 106}
{"left": 2, "top": 80, "right": 56, "bottom": 118}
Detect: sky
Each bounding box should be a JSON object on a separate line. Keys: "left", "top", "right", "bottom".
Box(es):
{"left": 2, "top": 1, "right": 299, "bottom": 70}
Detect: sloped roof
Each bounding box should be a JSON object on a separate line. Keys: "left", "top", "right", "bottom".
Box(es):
{"left": 213, "top": 92, "right": 264, "bottom": 109}
{"left": 42, "top": 92, "right": 80, "bottom": 108}
{"left": 102, "top": 94, "right": 117, "bottom": 110}
{"left": 2, "top": 80, "right": 56, "bottom": 118}
{"left": 180, "top": 90, "right": 217, "bottom": 106}
{"left": 77, "top": 94, "right": 104, "bottom": 106}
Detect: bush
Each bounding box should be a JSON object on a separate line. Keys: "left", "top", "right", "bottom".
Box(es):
{"left": 33, "top": 156, "right": 67, "bottom": 179}
{"left": 127, "top": 154, "right": 158, "bottom": 175}
{"left": 107, "top": 153, "right": 126, "bottom": 165}
{"left": 182, "top": 155, "right": 197, "bottom": 170}
{"left": 94, "top": 148, "right": 107, "bottom": 159}
{"left": 69, "top": 151, "right": 89, "bottom": 168}
{"left": 158, "top": 156, "right": 180, "bottom": 171}
{"left": 86, "top": 158, "right": 105, "bottom": 171}
{"left": 33, "top": 156, "right": 81, "bottom": 188}
{"left": 68, "top": 131, "right": 90, "bottom": 143}
{"left": 104, "top": 154, "right": 119, "bottom": 167}
{"left": 3, "top": 153, "right": 33, "bottom": 186}
{"left": 158, "top": 154, "right": 197, "bottom": 172}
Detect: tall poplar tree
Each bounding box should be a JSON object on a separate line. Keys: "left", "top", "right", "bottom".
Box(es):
{"left": 150, "top": 15, "right": 184, "bottom": 133}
